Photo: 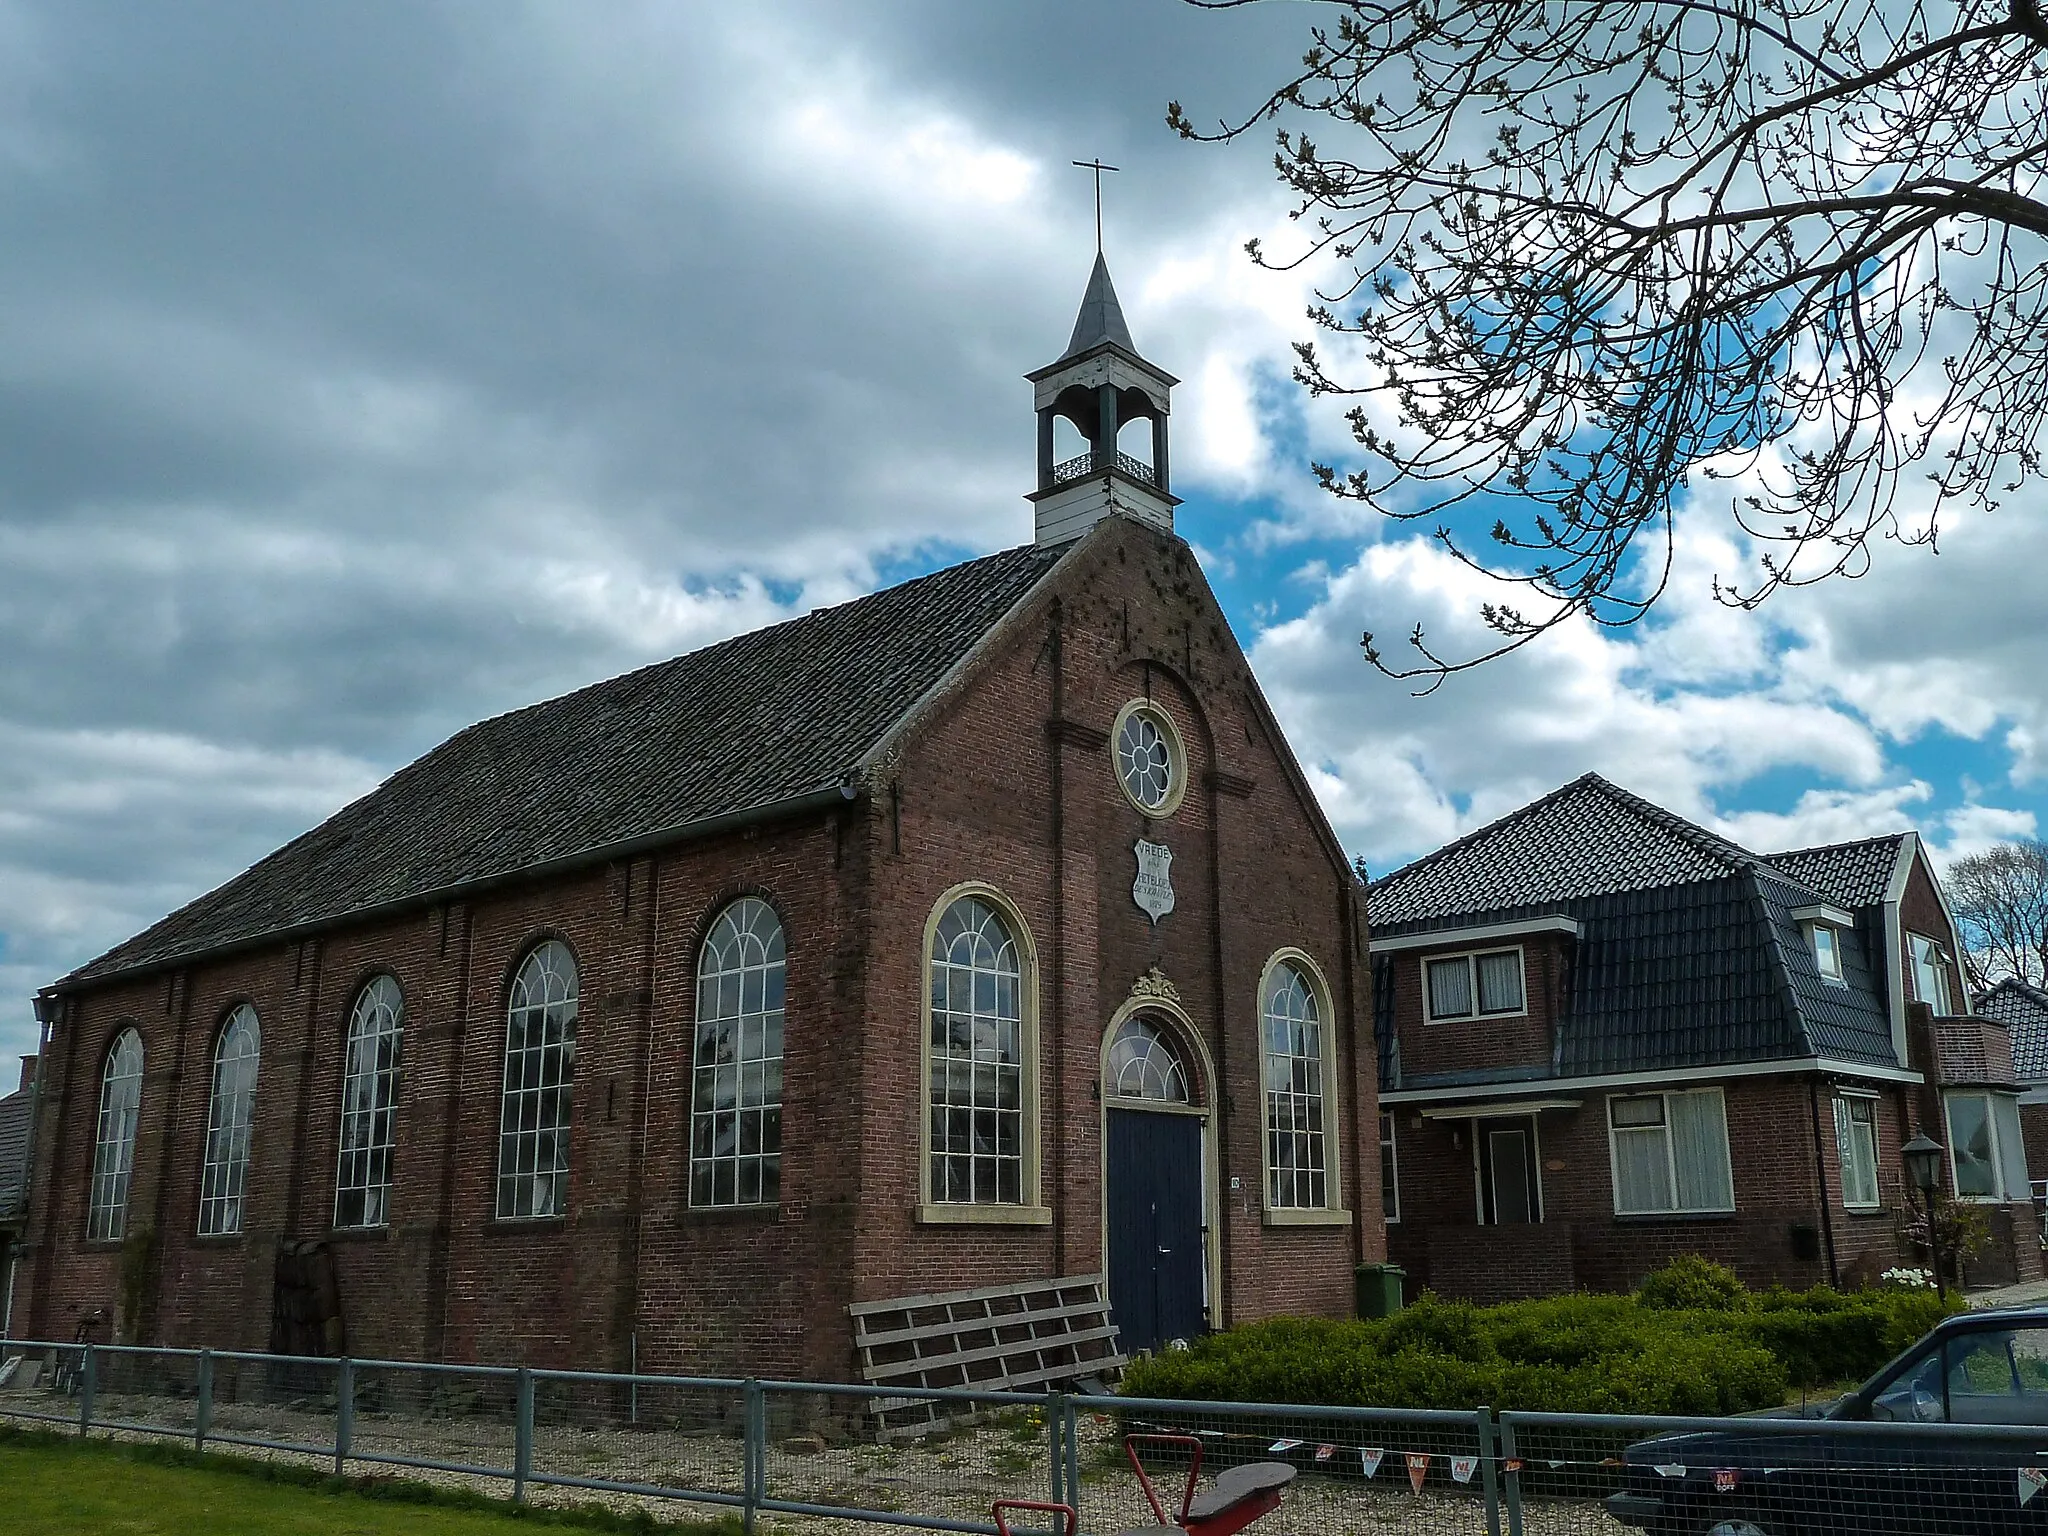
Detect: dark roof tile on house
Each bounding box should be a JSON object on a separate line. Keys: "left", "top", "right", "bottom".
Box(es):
{"left": 1979, "top": 977, "right": 2048, "bottom": 1080}
{"left": 1369, "top": 774, "right": 1759, "bottom": 928}
{"left": 1761, "top": 834, "right": 1908, "bottom": 911}
{"left": 1370, "top": 774, "right": 1902, "bottom": 1089}
{"left": 65, "top": 542, "right": 1074, "bottom": 986}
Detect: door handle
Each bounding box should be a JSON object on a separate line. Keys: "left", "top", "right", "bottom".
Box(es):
{"left": 1157, "top": 1246, "right": 1171, "bottom": 1255}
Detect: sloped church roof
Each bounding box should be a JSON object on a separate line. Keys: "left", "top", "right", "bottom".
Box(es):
{"left": 62, "top": 541, "right": 1074, "bottom": 986}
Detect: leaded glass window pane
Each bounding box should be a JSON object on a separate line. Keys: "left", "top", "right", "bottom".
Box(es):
{"left": 497, "top": 941, "right": 578, "bottom": 1219}
{"left": 1264, "top": 962, "right": 1329, "bottom": 1208}
{"left": 1106, "top": 1015, "right": 1190, "bottom": 1103}
{"left": 691, "top": 898, "right": 785, "bottom": 1208}
{"left": 198, "top": 1007, "right": 260, "bottom": 1236}
{"left": 1115, "top": 708, "right": 1175, "bottom": 812}
{"left": 1426, "top": 957, "right": 1473, "bottom": 1019}
{"left": 87, "top": 1030, "right": 144, "bottom": 1242}
{"left": 335, "top": 975, "right": 404, "bottom": 1229}
{"left": 927, "top": 897, "right": 1025, "bottom": 1205}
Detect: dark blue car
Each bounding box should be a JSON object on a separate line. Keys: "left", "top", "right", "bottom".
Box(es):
{"left": 1605, "top": 1307, "right": 2048, "bottom": 1535}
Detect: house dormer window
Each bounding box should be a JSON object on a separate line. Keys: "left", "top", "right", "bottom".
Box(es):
{"left": 1810, "top": 923, "right": 1843, "bottom": 981}
{"left": 1909, "top": 933, "right": 1954, "bottom": 1015}
{"left": 1425, "top": 947, "right": 1526, "bottom": 1022}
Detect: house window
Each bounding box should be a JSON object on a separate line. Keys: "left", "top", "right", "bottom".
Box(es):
{"left": 1946, "top": 1091, "right": 2031, "bottom": 1201}
{"left": 1380, "top": 1111, "right": 1400, "bottom": 1224}
{"left": 1262, "top": 956, "right": 1338, "bottom": 1209}
{"left": 198, "top": 1006, "right": 261, "bottom": 1237}
{"left": 1811, "top": 924, "right": 1843, "bottom": 981}
{"left": 1424, "top": 948, "right": 1525, "bottom": 1022}
{"left": 1105, "top": 1015, "right": 1191, "bottom": 1103}
{"left": 1111, "top": 700, "right": 1188, "bottom": 818}
{"left": 1909, "top": 933, "right": 1954, "bottom": 1015}
{"left": 87, "top": 1029, "right": 144, "bottom": 1242}
{"left": 334, "top": 975, "right": 404, "bottom": 1230}
{"left": 1833, "top": 1096, "right": 1880, "bottom": 1210}
{"left": 497, "top": 940, "right": 578, "bottom": 1219}
{"left": 926, "top": 893, "right": 1028, "bottom": 1205}
{"left": 691, "top": 898, "right": 785, "bottom": 1208}
{"left": 1608, "top": 1088, "right": 1735, "bottom": 1215}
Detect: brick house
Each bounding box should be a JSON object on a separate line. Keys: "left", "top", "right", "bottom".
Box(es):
{"left": 1979, "top": 977, "right": 2048, "bottom": 1196}
{"left": 16, "top": 258, "right": 1377, "bottom": 1377}
{"left": 0, "top": 1056, "right": 34, "bottom": 1336}
{"left": 1370, "top": 774, "right": 2042, "bottom": 1301}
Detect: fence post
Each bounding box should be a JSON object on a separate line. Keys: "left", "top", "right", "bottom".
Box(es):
{"left": 334, "top": 1358, "right": 354, "bottom": 1475}
{"left": 513, "top": 1367, "right": 534, "bottom": 1504}
{"left": 77, "top": 1343, "right": 95, "bottom": 1437}
{"left": 1046, "top": 1391, "right": 1067, "bottom": 1510}
{"left": 1476, "top": 1408, "right": 1502, "bottom": 1536}
{"left": 1499, "top": 1415, "right": 1524, "bottom": 1536}
{"left": 742, "top": 1378, "right": 764, "bottom": 1536}
{"left": 194, "top": 1350, "right": 213, "bottom": 1452}
{"left": 1063, "top": 1394, "right": 1081, "bottom": 1525}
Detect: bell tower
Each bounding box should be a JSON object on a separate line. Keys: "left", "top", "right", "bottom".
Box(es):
{"left": 1026, "top": 254, "right": 1180, "bottom": 546}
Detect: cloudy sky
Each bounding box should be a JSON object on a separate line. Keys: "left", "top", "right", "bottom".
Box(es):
{"left": 2, "top": 0, "right": 2040, "bottom": 1062}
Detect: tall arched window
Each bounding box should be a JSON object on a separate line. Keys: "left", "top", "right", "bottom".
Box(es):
{"left": 497, "top": 940, "right": 578, "bottom": 1219}
{"left": 927, "top": 894, "right": 1028, "bottom": 1205}
{"left": 691, "top": 898, "right": 786, "bottom": 1208}
{"left": 87, "top": 1029, "right": 144, "bottom": 1242}
{"left": 1261, "top": 959, "right": 1334, "bottom": 1210}
{"left": 198, "top": 1006, "right": 261, "bottom": 1236}
{"left": 335, "top": 975, "right": 405, "bottom": 1229}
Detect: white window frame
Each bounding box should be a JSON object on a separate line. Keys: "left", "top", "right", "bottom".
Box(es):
{"left": 1944, "top": 1089, "right": 2030, "bottom": 1203}
{"left": 690, "top": 897, "right": 786, "bottom": 1210}
{"left": 1605, "top": 1086, "right": 1736, "bottom": 1216}
{"left": 918, "top": 882, "right": 1044, "bottom": 1223}
{"left": 87, "top": 1028, "right": 144, "bottom": 1243}
{"left": 1257, "top": 948, "right": 1347, "bottom": 1221}
{"left": 496, "top": 940, "right": 579, "bottom": 1221}
{"left": 1422, "top": 945, "right": 1528, "bottom": 1024}
{"left": 1833, "top": 1094, "right": 1880, "bottom": 1210}
{"left": 1110, "top": 699, "right": 1189, "bottom": 819}
{"left": 1380, "top": 1111, "right": 1400, "bottom": 1225}
{"left": 1909, "top": 932, "right": 1955, "bottom": 1015}
{"left": 334, "top": 975, "right": 404, "bottom": 1230}
{"left": 198, "top": 1006, "right": 261, "bottom": 1237}
{"left": 1808, "top": 922, "right": 1845, "bottom": 983}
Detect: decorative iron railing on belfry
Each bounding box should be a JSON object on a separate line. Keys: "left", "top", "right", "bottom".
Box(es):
{"left": 1051, "top": 450, "right": 1157, "bottom": 487}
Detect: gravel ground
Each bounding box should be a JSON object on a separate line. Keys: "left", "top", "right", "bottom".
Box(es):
{"left": 0, "top": 1384, "right": 1628, "bottom": 1536}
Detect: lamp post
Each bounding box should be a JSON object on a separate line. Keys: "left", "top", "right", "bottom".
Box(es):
{"left": 1902, "top": 1131, "right": 1948, "bottom": 1302}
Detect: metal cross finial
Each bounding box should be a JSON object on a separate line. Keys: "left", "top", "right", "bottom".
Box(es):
{"left": 1072, "top": 158, "right": 1120, "bottom": 254}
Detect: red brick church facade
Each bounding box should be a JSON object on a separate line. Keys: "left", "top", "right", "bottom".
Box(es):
{"left": 18, "top": 261, "right": 1378, "bottom": 1379}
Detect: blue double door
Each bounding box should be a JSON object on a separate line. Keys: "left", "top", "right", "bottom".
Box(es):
{"left": 1105, "top": 1108, "right": 1207, "bottom": 1355}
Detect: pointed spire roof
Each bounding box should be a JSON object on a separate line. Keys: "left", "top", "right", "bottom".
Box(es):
{"left": 1061, "top": 252, "right": 1136, "bottom": 359}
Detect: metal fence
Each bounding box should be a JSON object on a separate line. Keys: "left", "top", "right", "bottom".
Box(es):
{"left": 6, "top": 1338, "right": 2048, "bottom": 1534}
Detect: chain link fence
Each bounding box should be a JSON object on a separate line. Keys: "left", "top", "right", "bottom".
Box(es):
{"left": 11, "top": 1337, "right": 2048, "bottom": 1534}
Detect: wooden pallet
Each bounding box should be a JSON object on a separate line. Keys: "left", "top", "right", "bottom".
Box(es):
{"left": 849, "top": 1273, "right": 1125, "bottom": 1438}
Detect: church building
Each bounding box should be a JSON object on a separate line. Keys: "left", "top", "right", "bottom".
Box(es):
{"left": 18, "top": 258, "right": 1378, "bottom": 1380}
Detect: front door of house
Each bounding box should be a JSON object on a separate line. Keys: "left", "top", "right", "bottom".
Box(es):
{"left": 1478, "top": 1115, "right": 1542, "bottom": 1224}
{"left": 1106, "top": 1107, "right": 1205, "bottom": 1354}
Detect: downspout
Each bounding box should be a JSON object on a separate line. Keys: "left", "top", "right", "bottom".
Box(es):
{"left": 1807, "top": 1077, "right": 1840, "bottom": 1288}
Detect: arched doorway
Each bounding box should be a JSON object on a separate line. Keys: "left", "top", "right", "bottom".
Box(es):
{"left": 1101, "top": 1011, "right": 1210, "bottom": 1354}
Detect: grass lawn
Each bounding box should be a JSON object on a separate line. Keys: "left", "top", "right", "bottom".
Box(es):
{"left": 0, "top": 1427, "right": 738, "bottom": 1536}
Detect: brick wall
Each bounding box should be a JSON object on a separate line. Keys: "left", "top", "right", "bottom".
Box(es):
{"left": 1387, "top": 936, "right": 1564, "bottom": 1081}
{"left": 21, "top": 518, "right": 1371, "bottom": 1372}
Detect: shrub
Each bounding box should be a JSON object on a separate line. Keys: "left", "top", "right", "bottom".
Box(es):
{"left": 1119, "top": 1259, "right": 1958, "bottom": 1414}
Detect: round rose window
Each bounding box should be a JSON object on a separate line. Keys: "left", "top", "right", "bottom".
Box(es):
{"left": 1113, "top": 701, "right": 1185, "bottom": 816}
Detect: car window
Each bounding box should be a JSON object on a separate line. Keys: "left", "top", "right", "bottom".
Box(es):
{"left": 1872, "top": 1348, "right": 1946, "bottom": 1422}
{"left": 1946, "top": 1328, "right": 2048, "bottom": 1425}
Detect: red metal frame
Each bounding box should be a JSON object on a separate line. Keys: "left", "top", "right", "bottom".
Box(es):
{"left": 991, "top": 1499, "right": 1077, "bottom": 1536}
{"left": 1125, "top": 1432, "right": 1205, "bottom": 1525}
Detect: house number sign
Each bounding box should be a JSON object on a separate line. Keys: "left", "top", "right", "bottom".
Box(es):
{"left": 1132, "top": 839, "right": 1175, "bottom": 924}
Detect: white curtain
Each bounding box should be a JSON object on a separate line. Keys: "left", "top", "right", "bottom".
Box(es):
{"left": 1670, "top": 1091, "right": 1735, "bottom": 1211}
{"left": 1612, "top": 1125, "right": 1672, "bottom": 1213}
{"left": 1477, "top": 951, "right": 1523, "bottom": 1013}
{"left": 1428, "top": 958, "right": 1472, "bottom": 1018}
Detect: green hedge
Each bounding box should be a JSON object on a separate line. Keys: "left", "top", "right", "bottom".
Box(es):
{"left": 1120, "top": 1258, "right": 1956, "bottom": 1415}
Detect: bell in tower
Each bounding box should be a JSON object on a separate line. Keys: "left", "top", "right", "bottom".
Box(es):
{"left": 1026, "top": 253, "right": 1180, "bottom": 546}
